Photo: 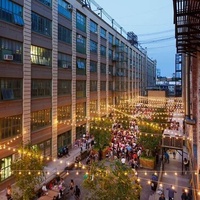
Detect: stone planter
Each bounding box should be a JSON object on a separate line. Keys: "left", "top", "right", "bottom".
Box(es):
{"left": 140, "top": 157, "right": 155, "bottom": 169}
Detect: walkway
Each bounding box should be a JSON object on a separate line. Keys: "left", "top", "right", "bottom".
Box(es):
{"left": 149, "top": 146, "right": 191, "bottom": 200}
{"left": 0, "top": 145, "right": 83, "bottom": 200}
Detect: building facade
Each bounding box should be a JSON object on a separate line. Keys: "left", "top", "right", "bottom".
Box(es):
{"left": 0, "top": 0, "right": 156, "bottom": 188}
{"left": 173, "top": 0, "right": 200, "bottom": 199}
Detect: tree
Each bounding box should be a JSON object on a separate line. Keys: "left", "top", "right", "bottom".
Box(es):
{"left": 11, "top": 144, "right": 45, "bottom": 200}
{"left": 83, "top": 160, "right": 141, "bottom": 200}
{"left": 138, "top": 134, "right": 162, "bottom": 157}
{"left": 90, "top": 118, "right": 112, "bottom": 150}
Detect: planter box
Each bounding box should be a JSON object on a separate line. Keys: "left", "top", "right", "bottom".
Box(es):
{"left": 140, "top": 157, "right": 155, "bottom": 169}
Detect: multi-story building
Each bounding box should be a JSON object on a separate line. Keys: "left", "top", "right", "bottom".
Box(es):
{"left": 0, "top": 0, "right": 156, "bottom": 189}
{"left": 173, "top": 0, "right": 200, "bottom": 199}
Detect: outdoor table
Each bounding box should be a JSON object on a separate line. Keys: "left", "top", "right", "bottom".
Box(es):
{"left": 38, "top": 195, "right": 52, "bottom": 200}
{"left": 47, "top": 190, "right": 58, "bottom": 198}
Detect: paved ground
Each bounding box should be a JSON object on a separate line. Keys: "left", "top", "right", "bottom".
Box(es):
{"left": 0, "top": 145, "right": 190, "bottom": 200}
{"left": 61, "top": 159, "right": 157, "bottom": 200}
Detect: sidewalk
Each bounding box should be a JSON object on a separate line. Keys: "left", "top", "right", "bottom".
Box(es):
{"left": 149, "top": 147, "right": 191, "bottom": 200}
{"left": 0, "top": 145, "right": 84, "bottom": 200}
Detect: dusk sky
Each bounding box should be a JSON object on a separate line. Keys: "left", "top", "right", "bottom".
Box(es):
{"left": 94, "top": 0, "right": 176, "bottom": 77}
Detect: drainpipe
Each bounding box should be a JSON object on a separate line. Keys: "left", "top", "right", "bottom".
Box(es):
{"left": 185, "top": 55, "right": 195, "bottom": 125}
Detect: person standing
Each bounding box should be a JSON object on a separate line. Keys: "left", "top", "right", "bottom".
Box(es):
{"left": 181, "top": 189, "right": 188, "bottom": 200}
{"left": 173, "top": 150, "right": 176, "bottom": 159}
{"left": 6, "top": 185, "right": 12, "bottom": 200}
{"left": 164, "top": 151, "right": 170, "bottom": 163}
{"left": 166, "top": 185, "right": 177, "bottom": 200}
{"left": 159, "top": 193, "right": 166, "bottom": 200}
{"left": 74, "top": 185, "right": 81, "bottom": 200}
{"left": 69, "top": 179, "right": 75, "bottom": 195}
{"left": 183, "top": 158, "right": 189, "bottom": 174}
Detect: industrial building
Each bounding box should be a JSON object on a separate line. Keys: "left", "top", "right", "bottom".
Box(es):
{"left": 0, "top": 0, "right": 156, "bottom": 189}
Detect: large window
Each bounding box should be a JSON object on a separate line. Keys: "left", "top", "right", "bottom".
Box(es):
{"left": 76, "top": 81, "right": 86, "bottom": 98}
{"left": 100, "top": 81, "right": 106, "bottom": 91}
{"left": 58, "top": 25, "right": 72, "bottom": 44}
{"left": 115, "top": 38, "right": 119, "bottom": 46}
{"left": 90, "top": 20, "right": 97, "bottom": 33}
{"left": 38, "top": 0, "right": 51, "bottom": 7}
{"left": 90, "top": 40, "right": 97, "bottom": 54}
{"left": 36, "top": 140, "right": 51, "bottom": 157}
{"left": 76, "top": 125, "right": 86, "bottom": 139}
{"left": 90, "top": 80, "right": 97, "bottom": 91}
{"left": 0, "top": 37, "right": 23, "bottom": 62}
{"left": 58, "top": 131, "right": 71, "bottom": 150}
{"left": 57, "top": 105, "right": 71, "bottom": 122}
{"left": 108, "top": 33, "right": 113, "bottom": 44}
{"left": 58, "top": 80, "right": 71, "bottom": 95}
{"left": 0, "top": 78, "right": 22, "bottom": 100}
{"left": 31, "top": 109, "right": 51, "bottom": 131}
{"left": 31, "top": 79, "right": 51, "bottom": 98}
{"left": 90, "top": 100, "right": 97, "bottom": 114}
{"left": 31, "top": 12, "right": 51, "bottom": 36}
{"left": 0, "top": 115, "right": 22, "bottom": 139}
{"left": 109, "top": 81, "right": 113, "bottom": 91}
{"left": 58, "top": 0, "right": 72, "bottom": 20}
{"left": 31, "top": 45, "right": 51, "bottom": 66}
{"left": 76, "top": 103, "right": 86, "bottom": 121}
{"left": 108, "top": 49, "right": 113, "bottom": 60}
{"left": 76, "top": 58, "right": 86, "bottom": 75}
{"left": 76, "top": 34, "right": 86, "bottom": 54}
{"left": 0, "top": 156, "right": 12, "bottom": 182}
{"left": 100, "top": 27, "right": 106, "bottom": 39}
{"left": 90, "top": 61, "right": 97, "bottom": 73}
{"left": 0, "top": 0, "right": 24, "bottom": 26}
{"left": 100, "top": 45, "right": 106, "bottom": 56}
{"left": 58, "top": 53, "right": 72, "bottom": 69}
{"left": 100, "top": 63, "right": 106, "bottom": 74}
{"left": 76, "top": 11, "right": 86, "bottom": 32}
{"left": 100, "top": 98, "right": 106, "bottom": 113}
{"left": 109, "top": 65, "right": 113, "bottom": 75}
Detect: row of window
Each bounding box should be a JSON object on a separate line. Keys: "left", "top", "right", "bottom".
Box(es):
{"left": 0, "top": 98, "right": 110, "bottom": 139}
{"left": 0, "top": 78, "right": 114, "bottom": 101}
{"left": 1, "top": 36, "right": 141, "bottom": 66}
{"left": 0, "top": 0, "right": 132, "bottom": 53}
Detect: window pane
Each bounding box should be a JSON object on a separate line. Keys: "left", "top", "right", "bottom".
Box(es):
{"left": 58, "top": 80, "right": 71, "bottom": 95}
{"left": 0, "top": 115, "right": 22, "bottom": 139}
{"left": 90, "top": 20, "right": 97, "bottom": 33}
{"left": 31, "top": 45, "right": 51, "bottom": 66}
{"left": 31, "top": 109, "right": 51, "bottom": 131}
{"left": 76, "top": 34, "right": 86, "bottom": 54}
{"left": 76, "top": 11, "right": 86, "bottom": 32}
{"left": 0, "top": 78, "right": 22, "bottom": 100}
{"left": 58, "top": 0, "right": 72, "bottom": 20}
{"left": 58, "top": 52, "right": 72, "bottom": 69}
{"left": 31, "top": 79, "right": 51, "bottom": 98}
{"left": 31, "top": 12, "right": 51, "bottom": 36}
{"left": 0, "top": 0, "right": 24, "bottom": 25}
{"left": 76, "top": 58, "right": 86, "bottom": 75}
{"left": 76, "top": 81, "right": 86, "bottom": 98}
{"left": 58, "top": 25, "right": 72, "bottom": 44}
{"left": 0, "top": 37, "right": 23, "bottom": 62}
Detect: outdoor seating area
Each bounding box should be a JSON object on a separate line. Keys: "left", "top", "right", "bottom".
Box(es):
{"left": 37, "top": 177, "right": 67, "bottom": 200}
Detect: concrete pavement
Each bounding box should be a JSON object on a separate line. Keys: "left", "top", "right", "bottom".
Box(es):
{"left": 0, "top": 145, "right": 84, "bottom": 200}
{"left": 149, "top": 147, "right": 191, "bottom": 200}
